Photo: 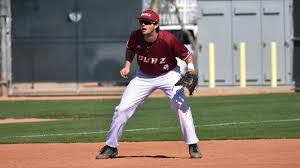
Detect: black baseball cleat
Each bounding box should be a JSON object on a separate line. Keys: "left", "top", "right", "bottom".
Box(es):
{"left": 96, "top": 145, "right": 118, "bottom": 159}
{"left": 189, "top": 143, "right": 202, "bottom": 159}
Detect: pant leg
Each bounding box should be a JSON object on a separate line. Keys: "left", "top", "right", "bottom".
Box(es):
{"left": 169, "top": 87, "right": 199, "bottom": 144}
{"left": 157, "top": 67, "right": 199, "bottom": 144}
{"left": 105, "top": 76, "right": 154, "bottom": 147}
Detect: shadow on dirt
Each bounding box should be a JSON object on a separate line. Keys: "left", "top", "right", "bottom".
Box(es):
{"left": 115, "top": 155, "right": 177, "bottom": 159}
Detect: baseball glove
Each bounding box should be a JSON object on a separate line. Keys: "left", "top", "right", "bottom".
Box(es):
{"left": 175, "top": 72, "right": 198, "bottom": 96}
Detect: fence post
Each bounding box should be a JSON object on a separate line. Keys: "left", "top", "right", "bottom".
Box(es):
{"left": 239, "top": 42, "right": 246, "bottom": 87}
{"left": 208, "top": 42, "right": 215, "bottom": 88}
{"left": 270, "top": 42, "right": 277, "bottom": 87}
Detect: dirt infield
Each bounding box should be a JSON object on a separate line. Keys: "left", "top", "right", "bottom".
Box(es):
{"left": 0, "top": 118, "right": 61, "bottom": 124}
{"left": 1, "top": 139, "right": 300, "bottom": 168}
{"left": 0, "top": 86, "right": 294, "bottom": 101}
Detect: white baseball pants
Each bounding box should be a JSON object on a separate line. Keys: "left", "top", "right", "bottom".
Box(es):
{"left": 105, "top": 66, "right": 199, "bottom": 147}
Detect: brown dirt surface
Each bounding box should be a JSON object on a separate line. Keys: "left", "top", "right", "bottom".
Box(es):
{"left": 0, "top": 86, "right": 294, "bottom": 101}
{"left": 0, "top": 118, "right": 61, "bottom": 124}
{"left": 1, "top": 139, "right": 300, "bottom": 168}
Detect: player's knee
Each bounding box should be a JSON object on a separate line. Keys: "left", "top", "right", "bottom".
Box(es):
{"left": 116, "top": 105, "right": 130, "bottom": 114}
{"left": 114, "top": 105, "right": 131, "bottom": 123}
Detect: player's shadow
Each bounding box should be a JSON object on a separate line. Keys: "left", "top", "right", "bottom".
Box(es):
{"left": 115, "top": 155, "right": 176, "bottom": 159}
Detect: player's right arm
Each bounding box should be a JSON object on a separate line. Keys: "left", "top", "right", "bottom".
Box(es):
{"left": 120, "top": 49, "right": 135, "bottom": 78}
{"left": 120, "top": 31, "right": 138, "bottom": 78}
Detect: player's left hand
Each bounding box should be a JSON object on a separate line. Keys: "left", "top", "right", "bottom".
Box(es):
{"left": 187, "top": 69, "right": 197, "bottom": 75}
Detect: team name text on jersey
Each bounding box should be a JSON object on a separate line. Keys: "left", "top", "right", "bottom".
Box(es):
{"left": 138, "top": 55, "right": 166, "bottom": 65}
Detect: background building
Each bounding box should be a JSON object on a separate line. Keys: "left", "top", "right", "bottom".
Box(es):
{"left": 197, "top": 0, "right": 293, "bottom": 86}
{"left": 0, "top": 0, "right": 298, "bottom": 96}
{"left": 294, "top": 0, "right": 300, "bottom": 90}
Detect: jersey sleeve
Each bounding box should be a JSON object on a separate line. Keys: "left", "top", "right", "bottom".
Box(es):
{"left": 171, "top": 36, "right": 192, "bottom": 60}
{"left": 126, "top": 31, "right": 137, "bottom": 52}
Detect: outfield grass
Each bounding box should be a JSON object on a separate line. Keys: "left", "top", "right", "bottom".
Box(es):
{"left": 0, "top": 93, "right": 300, "bottom": 144}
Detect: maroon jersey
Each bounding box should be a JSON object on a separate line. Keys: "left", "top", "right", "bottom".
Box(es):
{"left": 127, "top": 30, "right": 191, "bottom": 76}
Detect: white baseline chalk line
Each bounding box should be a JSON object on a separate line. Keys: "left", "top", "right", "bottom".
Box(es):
{"left": 196, "top": 118, "right": 300, "bottom": 127}
{"left": 1, "top": 118, "right": 300, "bottom": 139}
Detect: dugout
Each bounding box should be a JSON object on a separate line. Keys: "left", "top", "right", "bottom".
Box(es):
{"left": 8, "top": 0, "right": 141, "bottom": 95}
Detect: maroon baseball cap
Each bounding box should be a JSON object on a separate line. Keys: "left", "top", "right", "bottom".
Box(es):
{"left": 137, "top": 9, "right": 159, "bottom": 23}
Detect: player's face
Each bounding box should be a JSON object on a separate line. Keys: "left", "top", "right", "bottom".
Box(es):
{"left": 139, "top": 20, "right": 158, "bottom": 35}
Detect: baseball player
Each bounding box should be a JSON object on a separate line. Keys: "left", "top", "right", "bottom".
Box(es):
{"left": 96, "top": 9, "right": 201, "bottom": 159}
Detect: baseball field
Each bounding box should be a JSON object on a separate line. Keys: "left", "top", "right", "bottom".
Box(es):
{"left": 1, "top": 93, "right": 300, "bottom": 167}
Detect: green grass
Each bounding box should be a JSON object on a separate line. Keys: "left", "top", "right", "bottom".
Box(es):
{"left": 0, "top": 93, "right": 300, "bottom": 144}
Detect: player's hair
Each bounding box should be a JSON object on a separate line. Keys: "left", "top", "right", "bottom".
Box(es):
{"left": 156, "top": 26, "right": 160, "bottom": 33}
